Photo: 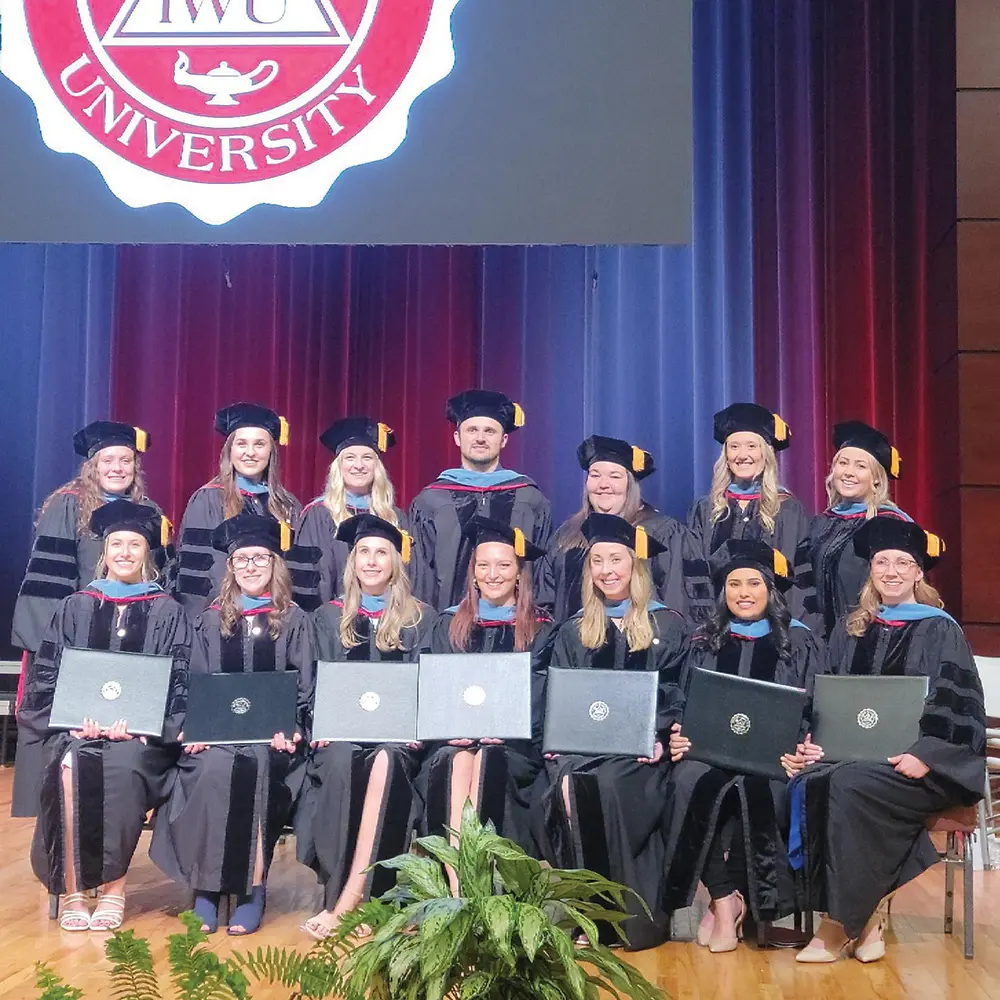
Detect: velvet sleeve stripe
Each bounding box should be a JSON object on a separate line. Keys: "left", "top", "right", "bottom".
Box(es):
{"left": 176, "top": 573, "right": 214, "bottom": 597}
{"left": 18, "top": 579, "right": 77, "bottom": 600}
{"left": 180, "top": 527, "right": 214, "bottom": 546}
{"left": 34, "top": 535, "right": 78, "bottom": 556}
{"left": 25, "top": 556, "right": 79, "bottom": 580}
{"left": 178, "top": 550, "right": 215, "bottom": 571}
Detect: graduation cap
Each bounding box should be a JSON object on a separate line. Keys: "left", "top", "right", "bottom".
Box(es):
{"left": 580, "top": 513, "right": 667, "bottom": 560}
{"left": 320, "top": 417, "right": 395, "bottom": 455}
{"left": 713, "top": 403, "right": 791, "bottom": 451}
{"left": 853, "top": 515, "right": 944, "bottom": 570}
{"left": 709, "top": 539, "right": 793, "bottom": 594}
{"left": 215, "top": 403, "right": 289, "bottom": 446}
{"left": 833, "top": 421, "right": 901, "bottom": 479}
{"left": 336, "top": 513, "right": 412, "bottom": 564}
{"left": 90, "top": 500, "right": 168, "bottom": 550}
{"left": 460, "top": 516, "right": 545, "bottom": 561}
{"left": 577, "top": 435, "right": 655, "bottom": 481}
{"left": 73, "top": 421, "right": 149, "bottom": 458}
{"left": 212, "top": 513, "right": 292, "bottom": 555}
{"left": 445, "top": 390, "right": 525, "bottom": 433}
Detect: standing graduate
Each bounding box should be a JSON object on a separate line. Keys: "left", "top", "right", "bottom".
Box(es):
{"left": 408, "top": 391, "right": 552, "bottom": 610}
{"left": 418, "top": 516, "right": 556, "bottom": 872}
{"left": 296, "top": 514, "right": 432, "bottom": 940}
{"left": 11, "top": 421, "right": 173, "bottom": 817}
{"left": 663, "top": 540, "right": 820, "bottom": 953}
{"left": 175, "top": 403, "right": 300, "bottom": 616}
{"left": 150, "top": 514, "right": 312, "bottom": 937}
{"left": 538, "top": 513, "right": 688, "bottom": 951}
{"left": 795, "top": 517, "right": 985, "bottom": 964}
{"left": 797, "top": 422, "right": 912, "bottom": 639}
{"left": 21, "top": 501, "right": 189, "bottom": 931}
{"left": 535, "top": 435, "right": 709, "bottom": 623}
{"left": 686, "top": 404, "right": 810, "bottom": 615}
{"left": 289, "top": 417, "right": 407, "bottom": 612}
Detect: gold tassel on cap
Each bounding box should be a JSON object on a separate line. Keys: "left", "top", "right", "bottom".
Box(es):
{"left": 631, "top": 445, "right": 646, "bottom": 474}
{"left": 279, "top": 521, "right": 292, "bottom": 552}
{"left": 773, "top": 549, "right": 790, "bottom": 579}
{"left": 278, "top": 416, "right": 290, "bottom": 447}
{"left": 513, "top": 403, "right": 525, "bottom": 428}
{"left": 377, "top": 422, "right": 392, "bottom": 453}
{"left": 160, "top": 516, "right": 171, "bottom": 548}
{"left": 926, "top": 532, "right": 944, "bottom": 559}
{"left": 773, "top": 414, "right": 789, "bottom": 443}
{"left": 401, "top": 531, "right": 412, "bottom": 564}
{"left": 890, "top": 447, "right": 901, "bottom": 479}
{"left": 133, "top": 427, "right": 148, "bottom": 453}
{"left": 635, "top": 525, "right": 649, "bottom": 560}
{"left": 513, "top": 527, "right": 526, "bottom": 558}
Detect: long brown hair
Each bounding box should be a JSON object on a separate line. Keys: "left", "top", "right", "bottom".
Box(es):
{"left": 846, "top": 576, "right": 945, "bottom": 637}
{"left": 39, "top": 453, "right": 148, "bottom": 534}
{"left": 578, "top": 552, "right": 654, "bottom": 651}
{"left": 555, "top": 474, "right": 645, "bottom": 552}
{"left": 218, "top": 554, "right": 294, "bottom": 638}
{"left": 708, "top": 437, "right": 783, "bottom": 532}
{"left": 448, "top": 554, "right": 540, "bottom": 652}
{"left": 339, "top": 547, "right": 423, "bottom": 651}
{"left": 215, "top": 431, "right": 298, "bottom": 521}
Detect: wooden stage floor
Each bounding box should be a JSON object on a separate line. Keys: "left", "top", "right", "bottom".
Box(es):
{"left": 0, "top": 768, "right": 998, "bottom": 999}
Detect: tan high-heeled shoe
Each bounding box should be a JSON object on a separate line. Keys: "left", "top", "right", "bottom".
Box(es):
{"left": 796, "top": 917, "right": 854, "bottom": 963}
{"left": 696, "top": 905, "right": 715, "bottom": 947}
{"left": 707, "top": 890, "right": 746, "bottom": 953}
{"left": 853, "top": 904, "right": 887, "bottom": 963}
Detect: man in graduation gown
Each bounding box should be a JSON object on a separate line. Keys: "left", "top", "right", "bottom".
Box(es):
{"left": 408, "top": 390, "right": 552, "bottom": 610}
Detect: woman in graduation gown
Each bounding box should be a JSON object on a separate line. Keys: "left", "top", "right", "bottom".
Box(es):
{"left": 150, "top": 514, "right": 312, "bottom": 936}
{"left": 296, "top": 514, "right": 432, "bottom": 940}
{"left": 175, "top": 403, "right": 300, "bottom": 616}
{"left": 289, "top": 417, "right": 407, "bottom": 612}
{"left": 686, "top": 404, "right": 810, "bottom": 616}
{"left": 535, "top": 435, "right": 709, "bottom": 623}
{"left": 20, "top": 500, "right": 189, "bottom": 931}
{"left": 797, "top": 422, "right": 913, "bottom": 640}
{"left": 794, "top": 516, "right": 984, "bottom": 963}
{"left": 539, "top": 513, "right": 688, "bottom": 951}
{"left": 11, "top": 421, "right": 172, "bottom": 818}
{"left": 418, "top": 516, "right": 557, "bottom": 866}
{"left": 662, "top": 540, "right": 820, "bottom": 953}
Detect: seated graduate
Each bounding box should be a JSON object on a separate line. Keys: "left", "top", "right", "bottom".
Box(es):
{"left": 538, "top": 513, "right": 688, "bottom": 951}
{"left": 175, "top": 403, "right": 300, "bottom": 616}
{"left": 796, "top": 516, "right": 985, "bottom": 964}
{"left": 149, "top": 514, "right": 312, "bottom": 937}
{"left": 663, "top": 541, "right": 820, "bottom": 953}
{"left": 11, "top": 421, "right": 172, "bottom": 818}
{"left": 290, "top": 417, "right": 407, "bottom": 612}
{"left": 686, "top": 404, "right": 810, "bottom": 616}
{"left": 20, "top": 500, "right": 189, "bottom": 932}
{"left": 797, "top": 422, "right": 912, "bottom": 640}
{"left": 418, "top": 516, "right": 556, "bottom": 870}
{"left": 296, "top": 513, "right": 431, "bottom": 941}
{"left": 408, "top": 390, "right": 552, "bottom": 610}
{"left": 535, "top": 435, "right": 709, "bottom": 623}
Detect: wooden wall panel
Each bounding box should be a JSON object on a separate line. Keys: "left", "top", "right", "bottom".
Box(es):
{"left": 957, "top": 92, "right": 1000, "bottom": 218}
{"left": 958, "top": 223, "right": 1000, "bottom": 351}
{"left": 960, "top": 354, "right": 1000, "bottom": 486}
{"left": 957, "top": 0, "right": 1000, "bottom": 89}
{"left": 959, "top": 487, "right": 1000, "bottom": 623}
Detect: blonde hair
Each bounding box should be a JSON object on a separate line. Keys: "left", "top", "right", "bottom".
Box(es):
{"left": 825, "top": 449, "right": 899, "bottom": 516}
{"left": 578, "top": 552, "right": 654, "bottom": 651}
{"left": 93, "top": 535, "right": 158, "bottom": 585}
{"left": 556, "top": 474, "right": 644, "bottom": 552}
{"left": 218, "top": 554, "right": 293, "bottom": 639}
{"left": 215, "top": 431, "right": 298, "bottom": 521}
{"left": 40, "top": 452, "right": 148, "bottom": 534}
{"left": 709, "top": 436, "right": 782, "bottom": 533}
{"left": 339, "top": 547, "right": 423, "bottom": 652}
{"left": 846, "top": 576, "right": 945, "bottom": 637}
{"left": 322, "top": 451, "right": 399, "bottom": 527}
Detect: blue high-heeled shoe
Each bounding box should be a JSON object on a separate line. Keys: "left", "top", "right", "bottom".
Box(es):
{"left": 192, "top": 890, "right": 220, "bottom": 934}
{"left": 227, "top": 884, "right": 266, "bottom": 936}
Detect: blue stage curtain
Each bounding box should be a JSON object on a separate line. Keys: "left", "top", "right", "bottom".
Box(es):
{"left": 0, "top": 245, "right": 117, "bottom": 656}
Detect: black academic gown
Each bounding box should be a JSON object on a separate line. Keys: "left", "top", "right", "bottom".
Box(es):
{"left": 149, "top": 603, "right": 312, "bottom": 896}
{"left": 408, "top": 475, "right": 552, "bottom": 610}
{"left": 288, "top": 499, "right": 409, "bottom": 612}
{"left": 796, "top": 506, "right": 912, "bottom": 640}
{"left": 796, "top": 614, "right": 986, "bottom": 937}
{"left": 662, "top": 626, "right": 821, "bottom": 923}
{"left": 538, "top": 607, "right": 688, "bottom": 951}
{"left": 416, "top": 611, "right": 557, "bottom": 855}
{"left": 174, "top": 484, "right": 302, "bottom": 616}
{"left": 21, "top": 588, "right": 189, "bottom": 894}
{"left": 294, "top": 600, "right": 433, "bottom": 909}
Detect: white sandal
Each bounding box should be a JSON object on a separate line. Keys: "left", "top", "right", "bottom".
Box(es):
{"left": 90, "top": 893, "right": 126, "bottom": 931}
{"left": 58, "top": 892, "right": 91, "bottom": 932}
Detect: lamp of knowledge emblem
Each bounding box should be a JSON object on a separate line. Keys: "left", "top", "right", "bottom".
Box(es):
{"left": 0, "top": 0, "right": 462, "bottom": 223}
{"left": 230, "top": 696, "right": 251, "bottom": 715}
{"left": 729, "top": 713, "right": 751, "bottom": 736}
{"left": 101, "top": 681, "right": 122, "bottom": 700}
{"left": 857, "top": 708, "right": 879, "bottom": 730}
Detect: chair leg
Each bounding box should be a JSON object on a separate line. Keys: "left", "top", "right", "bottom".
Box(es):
{"left": 944, "top": 833, "right": 956, "bottom": 934}
{"left": 48, "top": 893, "right": 59, "bottom": 920}
{"left": 805, "top": 910, "right": 814, "bottom": 938}
{"left": 978, "top": 800, "right": 991, "bottom": 870}
{"left": 963, "top": 832, "right": 975, "bottom": 959}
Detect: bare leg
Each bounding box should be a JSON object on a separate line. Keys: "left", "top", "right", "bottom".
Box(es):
{"left": 59, "top": 762, "right": 89, "bottom": 925}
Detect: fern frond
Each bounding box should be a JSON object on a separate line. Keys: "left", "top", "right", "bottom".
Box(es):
{"left": 33, "top": 964, "right": 84, "bottom": 1000}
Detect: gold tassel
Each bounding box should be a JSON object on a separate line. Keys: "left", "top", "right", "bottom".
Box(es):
{"left": 133, "top": 427, "right": 148, "bottom": 453}
{"left": 635, "top": 525, "right": 648, "bottom": 560}
{"left": 401, "top": 531, "right": 412, "bottom": 564}
{"left": 513, "top": 403, "right": 525, "bottom": 428}
{"left": 278, "top": 416, "right": 290, "bottom": 447}
{"left": 279, "top": 521, "right": 292, "bottom": 552}
{"left": 890, "top": 447, "right": 901, "bottom": 478}
{"left": 773, "top": 414, "right": 789, "bottom": 443}
{"left": 377, "top": 422, "right": 392, "bottom": 452}
{"left": 160, "top": 516, "right": 171, "bottom": 548}
{"left": 513, "top": 527, "right": 526, "bottom": 558}
{"left": 773, "top": 549, "right": 790, "bottom": 579}
{"left": 926, "top": 532, "right": 944, "bottom": 559}
{"left": 631, "top": 445, "right": 646, "bottom": 473}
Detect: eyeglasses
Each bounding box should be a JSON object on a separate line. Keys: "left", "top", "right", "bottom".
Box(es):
{"left": 231, "top": 554, "right": 274, "bottom": 570}
{"left": 871, "top": 557, "right": 918, "bottom": 574}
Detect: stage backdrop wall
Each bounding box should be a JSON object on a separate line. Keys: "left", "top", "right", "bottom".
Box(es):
{"left": 0, "top": 0, "right": 953, "bottom": 657}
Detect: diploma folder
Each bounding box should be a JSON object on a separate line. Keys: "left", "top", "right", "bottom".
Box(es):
{"left": 312, "top": 661, "right": 418, "bottom": 743}
{"left": 681, "top": 668, "right": 807, "bottom": 780}
{"left": 182, "top": 672, "right": 298, "bottom": 745}
{"left": 542, "top": 667, "right": 658, "bottom": 758}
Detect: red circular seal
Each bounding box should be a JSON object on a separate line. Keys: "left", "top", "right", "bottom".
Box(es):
{"left": 1, "top": 0, "right": 461, "bottom": 221}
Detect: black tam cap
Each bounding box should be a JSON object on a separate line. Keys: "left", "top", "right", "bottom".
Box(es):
{"left": 460, "top": 516, "right": 545, "bottom": 561}
{"left": 215, "top": 403, "right": 289, "bottom": 446}
{"left": 577, "top": 435, "right": 655, "bottom": 481}
{"left": 336, "top": 513, "right": 412, "bottom": 564}
{"left": 445, "top": 390, "right": 525, "bottom": 433}
{"left": 74, "top": 421, "right": 149, "bottom": 458}
{"left": 212, "top": 513, "right": 291, "bottom": 555}
{"left": 90, "top": 500, "right": 167, "bottom": 550}
{"left": 580, "top": 513, "right": 667, "bottom": 560}
{"left": 320, "top": 417, "right": 396, "bottom": 455}
{"left": 833, "top": 421, "right": 901, "bottom": 479}
{"left": 713, "top": 403, "right": 790, "bottom": 451}
{"left": 853, "top": 515, "right": 944, "bottom": 570}
{"left": 709, "top": 539, "right": 793, "bottom": 594}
